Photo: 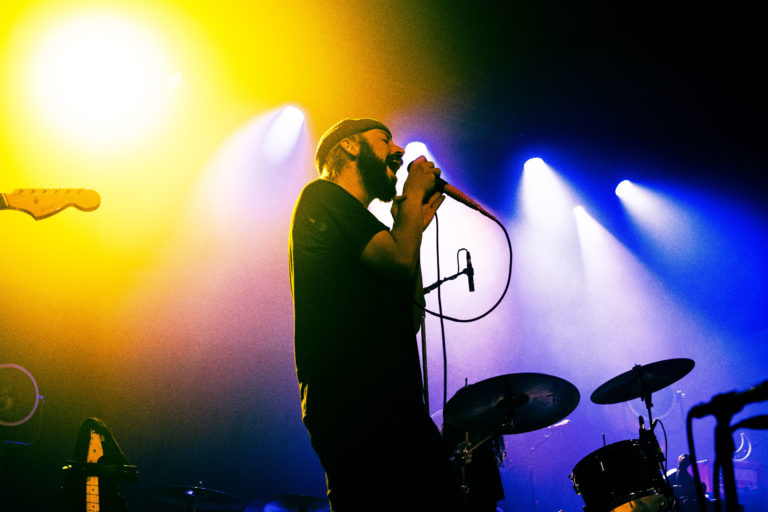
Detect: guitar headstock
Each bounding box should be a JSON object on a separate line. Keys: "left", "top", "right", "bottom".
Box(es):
{"left": 87, "top": 430, "right": 104, "bottom": 464}
{"left": 1, "top": 188, "right": 101, "bottom": 220}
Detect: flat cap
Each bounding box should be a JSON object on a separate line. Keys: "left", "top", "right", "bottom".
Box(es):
{"left": 315, "top": 118, "right": 391, "bottom": 173}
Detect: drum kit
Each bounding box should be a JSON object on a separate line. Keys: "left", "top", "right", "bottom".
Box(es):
{"left": 152, "top": 358, "right": 695, "bottom": 512}
{"left": 443, "top": 357, "right": 695, "bottom": 512}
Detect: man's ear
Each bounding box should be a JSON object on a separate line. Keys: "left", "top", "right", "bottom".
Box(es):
{"left": 339, "top": 137, "right": 359, "bottom": 159}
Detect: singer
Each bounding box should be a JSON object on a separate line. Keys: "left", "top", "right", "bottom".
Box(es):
{"left": 289, "top": 118, "right": 459, "bottom": 511}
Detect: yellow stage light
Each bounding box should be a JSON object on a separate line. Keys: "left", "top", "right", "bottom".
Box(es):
{"left": 27, "top": 11, "right": 176, "bottom": 149}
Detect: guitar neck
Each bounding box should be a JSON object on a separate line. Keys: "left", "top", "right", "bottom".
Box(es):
{"left": 85, "top": 431, "right": 103, "bottom": 512}
{"left": 86, "top": 475, "right": 100, "bottom": 512}
{"left": 0, "top": 188, "right": 100, "bottom": 219}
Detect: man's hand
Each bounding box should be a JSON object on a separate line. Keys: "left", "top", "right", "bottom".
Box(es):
{"left": 391, "top": 191, "right": 445, "bottom": 230}
{"left": 404, "top": 156, "right": 440, "bottom": 202}
{"left": 363, "top": 156, "right": 444, "bottom": 279}
{"left": 389, "top": 192, "right": 445, "bottom": 231}
{"left": 421, "top": 191, "right": 445, "bottom": 229}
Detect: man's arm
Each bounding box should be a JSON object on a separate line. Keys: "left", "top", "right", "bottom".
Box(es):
{"left": 361, "top": 158, "right": 444, "bottom": 280}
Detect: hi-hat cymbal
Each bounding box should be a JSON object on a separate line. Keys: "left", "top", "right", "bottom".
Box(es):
{"left": 591, "top": 358, "right": 695, "bottom": 405}
{"left": 152, "top": 484, "right": 245, "bottom": 511}
{"left": 444, "top": 373, "right": 580, "bottom": 435}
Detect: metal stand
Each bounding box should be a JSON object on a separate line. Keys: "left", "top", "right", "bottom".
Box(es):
{"left": 420, "top": 314, "right": 429, "bottom": 414}
{"left": 422, "top": 267, "right": 471, "bottom": 295}
{"left": 713, "top": 410, "right": 740, "bottom": 512}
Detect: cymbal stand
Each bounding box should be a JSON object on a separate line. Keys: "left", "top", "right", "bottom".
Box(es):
{"left": 449, "top": 421, "right": 508, "bottom": 505}
{"left": 638, "top": 389, "right": 669, "bottom": 483}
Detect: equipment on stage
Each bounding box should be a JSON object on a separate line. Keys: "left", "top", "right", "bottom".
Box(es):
{"left": 0, "top": 363, "right": 42, "bottom": 431}
{"left": 686, "top": 378, "right": 768, "bottom": 512}
{"left": 0, "top": 363, "right": 45, "bottom": 449}
{"left": 444, "top": 372, "right": 580, "bottom": 508}
{"left": 590, "top": 358, "right": 695, "bottom": 407}
{"left": 571, "top": 439, "right": 672, "bottom": 512}
{"left": 56, "top": 417, "right": 137, "bottom": 512}
{"left": 444, "top": 373, "right": 581, "bottom": 437}
{"left": 0, "top": 188, "right": 100, "bottom": 220}
{"left": 245, "top": 494, "right": 331, "bottom": 512}
{"left": 153, "top": 483, "right": 245, "bottom": 511}
{"left": 570, "top": 359, "right": 695, "bottom": 512}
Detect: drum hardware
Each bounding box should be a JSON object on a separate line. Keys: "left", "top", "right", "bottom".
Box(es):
{"left": 571, "top": 358, "right": 696, "bottom": 512}
{"left": 590, "top": 359, "right": 695, "bottom": 408}
{"left": 570, "top": 439, "right": 674, "bottom": 512}
{"left": 445, "top": 372, "right": 580, "bottom": 508}
{"left": 449, "top": 428, "right": 505, "bottom": 504}
{"left": 444, "top": 373, "right": 580, "bottom": 437}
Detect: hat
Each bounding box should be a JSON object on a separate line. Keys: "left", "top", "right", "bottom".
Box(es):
{"left": 314, "top": 118, "right": 391, "bottom": 173}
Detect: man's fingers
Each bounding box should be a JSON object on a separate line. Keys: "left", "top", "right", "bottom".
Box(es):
{"left": 421, "top": 193, "right": 445, "bottom": 230}
{"left": 427, "top": 192, "right": 445, "bottom": 209}
{"left": 408, "top": 155, "right": 427, "bottom": 171}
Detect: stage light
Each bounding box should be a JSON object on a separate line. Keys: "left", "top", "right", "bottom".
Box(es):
{"left": 519, "top": 158, "right": 578, "bottom": 231}
{"left": 573, "top": 201, "right": 687, "bottom": 367}
{"left": 404, "top": 141, "right": 439, "bottom": 168}
{"left": 27, "top": 11, "right": 176, "bottom": 149}
{"left": 523, "top": 157, "right": 547, "bottom": 174}
{"left": 261, "top": 105, "right": 306, "bottom": 163}
{"left": 615, "top": 179, "right": 634, "bottom": 198}
{"left": 617, "top": 181, "right": 698, "bottom": 264}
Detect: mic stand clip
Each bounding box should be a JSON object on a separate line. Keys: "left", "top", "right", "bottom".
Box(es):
{"left": 423, "top": 267, "right": 471, "bottom": 295}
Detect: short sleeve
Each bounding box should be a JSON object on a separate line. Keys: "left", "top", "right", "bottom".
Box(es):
{"left": 291, "top": 180, "right": 387, "bottom": 263}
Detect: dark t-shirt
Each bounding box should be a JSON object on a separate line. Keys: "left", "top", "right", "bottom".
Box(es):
{"left": 289, "top": 179, "right": 425, "bottom": 438}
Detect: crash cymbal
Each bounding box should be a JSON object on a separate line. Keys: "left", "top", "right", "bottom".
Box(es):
{"left": 260, "top": 494, "right": 329, "bottom": 512}
{"left": 444, "top": 373, "right": 580, "bottom": 435}
{"left": 152, "top": 484, "right": 245, "bottom": 511}
{"left": 591, "top": 358, "right": 695, "bottom": 405}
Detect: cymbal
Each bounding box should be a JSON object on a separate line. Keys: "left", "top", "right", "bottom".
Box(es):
{"left": 591, "top": 358, "right": 695, "bottom": 405}
{"left": 444, "top": 373, "right": 580, "bottom": 435}
{"left": 258, "top": 495, "right": 329, "bottom": 512}
{"left": 152, "top": 484, "right": 245, "bottom": 511}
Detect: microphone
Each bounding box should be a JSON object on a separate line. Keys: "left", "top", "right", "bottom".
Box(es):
{"left": 435, "top": 178, "right": 496, "bottom": 221}
{"left": 689, "top": 379, "right": 768, "bottom": 419}
{"left": 406, "top": 159, "right": 496, "bottom": 221}
{"left": 465, "top": 251, "right": 475, "bottom": 292}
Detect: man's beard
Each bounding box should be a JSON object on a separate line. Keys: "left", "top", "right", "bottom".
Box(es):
{"left": 357, "top": 139, "right": 397, "bottom": 202}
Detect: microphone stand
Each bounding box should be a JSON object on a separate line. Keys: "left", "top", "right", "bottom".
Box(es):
{"left": 713, "top": 409, "right": 740, "bottom": 512}
{"left": 690, "top": 383, "right": 768, "bottom": 512}
{"left": 423, "top": 267, "right": 471, "bottom": 295}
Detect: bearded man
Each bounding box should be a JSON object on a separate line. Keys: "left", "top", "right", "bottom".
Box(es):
{"left": 289, "top": 118, "right": 459, "bottom": 511}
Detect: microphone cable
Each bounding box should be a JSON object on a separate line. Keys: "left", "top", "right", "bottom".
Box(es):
{"left": 432, "top": 213, "right": 449, "bottom": 412}
{"left": 423, "top": 212, "right": 513, "bottom": 323}
{"left": 426, "top": 211, "right": 513, "bottom": 411}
